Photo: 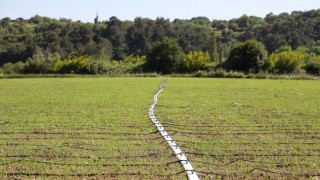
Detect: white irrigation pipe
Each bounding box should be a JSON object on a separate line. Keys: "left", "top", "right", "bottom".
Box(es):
{"left": 149, "top": 80, "right": 199, "bottom": 180}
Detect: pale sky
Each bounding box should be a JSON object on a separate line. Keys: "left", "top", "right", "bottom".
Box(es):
{"left": 1, "top": 0, "right": 319, "bottom": 22}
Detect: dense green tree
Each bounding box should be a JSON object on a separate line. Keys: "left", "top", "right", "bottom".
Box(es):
{"left": 237, "top": 15, "right": 250, "bottom": 28}
{"left": 209, "top": 31, "right": 218, "bottom": 61}
{"left": 152, "top": 17, "right": 171, "bottom": 42}
{"left": 126, "top": 17, "right": 154, "bottom": 56}
{"left": 225, "top": 39, "right": 268, "bottom": 73}
{"left": 68, "top": 23, "right": 94, "bottom": 55}
{"left": 212, "top": 20, "right": 228, "bottom": 30}
{"left": 190, "top": 17, "right": 211, "bottom": 25}
{"left": 145, "top": 38, "right": 184, "bottom": 74}
{"left": 262, "top": 33, "right": 287, "bottom": 53}
{"left": 104, "top": 16, "right": 130, "bottom": 60}
{"left": 172, "top": 21, "right": 211, "bottom": 53}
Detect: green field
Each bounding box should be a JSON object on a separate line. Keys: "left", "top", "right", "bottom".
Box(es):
{"left": 156, "top": 78, "right": 320, "bottom": 179}
{"left": 1, "top": 77, "right": 320, "bottom": 179}
{"left": 0, "top": 78, "right": 184, "bottom": 179}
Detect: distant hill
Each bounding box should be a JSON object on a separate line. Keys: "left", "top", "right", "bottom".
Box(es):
{"left": 0, "top": 9, "right": 319, "bottom": 65}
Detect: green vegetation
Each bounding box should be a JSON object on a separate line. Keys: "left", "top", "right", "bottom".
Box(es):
{"left": 0, "top": 78, "right": 185, "bottom": 179}
{"left": 269, "top": 51, "right": 304, "bottom": 73}
{"left": 1, "top": 10, "right": 320, "bottom": 76}
{"left": 1, "top": 77, "right": 320, "bottom": 179}
{"left": 0, "top": 52, "right": 145, "bottom": 75}
{"left": 225, "top": 40, "right": 268, "bottom": 73}
{"left": 145, "top": 38, "right": 184, "bottom": 74}
{"left": 269, "top": 46, "right": 320, "bottom": 74}
{"left": 156, "top": 78, "right": 320, "bottom": 179}
{"left": 183, "top": 51, "right": 211, "bottom": 73}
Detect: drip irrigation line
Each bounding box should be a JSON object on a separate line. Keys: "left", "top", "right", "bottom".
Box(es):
{"left": 0, "top": 131, "right": 158, "bottom": 136}
{"left": 0, "top": 150, "right": 174, "bottom": 159}
{"left": 2, "top": 122, "right": 155, "bottom": 128}
{"left": 0, "top": 137, "right": 163, "bottom": 141}
{"left": 4, "top": 126, "right": 156, "bottom": 131}
{"left": 179, "top": 144, "right": 320, "bottom": 155}
{"left": 163, "top": 125, "right": 318, "bottom": 132}
{"left": 195, "top": 170, "right": 226, "bottom": 177}
{"left": 165, "top": 129, "right": 320, "bottom": 136}
{"left": 184, "top": 151, "right": 320, "bottom": 157}
{"left": 162, "top": 121, "right": 315, "bottom": 128}
{"left": 149, "top": 80, "right": 199, "bottom": 180}
{"left": 0, "top": 143, "right": 171, "bottom": 153}
{"left": 246, "top": 168, "right": 320, "bottom": 177}
{"left": 0, "top": 122, "right": 10, "bottom": 125}
{"left": 2, "top": 172, "right": 180, "bottom": 177}
{"left": 189, "top": 160, "right": 220, "bottom": 166}
{"left": 175, "top": 139, "right": 320, "bottom": 145}
{"left": 0, "top": 160, "right": 24, "bottom": 166}
{"left": 225, "top": 158, "right": 316, "bottom": 167}
{"left": 60, "top": 144, "right": 132, "bottom": 152}
{"left": 0, "top": 159, "right": 172, "bottom": 167}
{"left": 8, "top": 169, "right": 315, "bottom": 179}
{"left": 185, "top": 158, "right": 317, "bottom": 167}
{"left": 196, "top": 169, "right": 320, "bottom": 178}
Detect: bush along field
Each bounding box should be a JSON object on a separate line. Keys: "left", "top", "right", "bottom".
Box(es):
{"left": 155, "top": 78, "right": 320, "bottom": 179}
{"left": 0, "top": 78, "right": 187, "bottom": 179}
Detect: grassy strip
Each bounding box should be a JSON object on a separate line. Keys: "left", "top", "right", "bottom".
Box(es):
{"left": 0, "top": 73, "right": 159, "bottom": 79}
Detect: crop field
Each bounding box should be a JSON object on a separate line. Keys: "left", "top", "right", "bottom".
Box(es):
{"left": 1, "top": 77, "right": 320, "bottom": 179}
{"left": 0, "top": 78, "right": 185, "bottom": 179}
{"left": 156, "top": 78, "right": 320, "bottom": 179}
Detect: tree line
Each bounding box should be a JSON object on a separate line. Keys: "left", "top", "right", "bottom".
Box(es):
{"left": 0, "top": 9, "right": 320, "bottom": 75}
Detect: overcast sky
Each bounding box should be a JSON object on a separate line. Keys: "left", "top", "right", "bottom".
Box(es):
{"left": 1, "top": 0, "right": 319, "bottom": 22}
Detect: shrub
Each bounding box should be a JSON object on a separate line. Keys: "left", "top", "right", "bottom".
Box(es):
{"left": 255, "top": 73, "right": 268, "bottom": 79}
{"left": 226, "top": 71, "right": 245, "bottom": 78}
{"left": 123, "top": 55, "right": 145, "bottom": 64}
{"left": 193, "top": 70, "right": 207, "bottom": 77}
{"left": 24, "top": 52, "right": 61, "bottom": 73}
{"left": 1, "top": 63, "right": 15, "bottom": 74}
{"left": 212, "top": 69, "right": 227, "bottom": 77}
{"left": 1, "top": 62, "right": 25, "bottom": 74}
{"left": 182, "top": 51, "right": 210, "bottom": 72}
{"left": 269, "top": 51, "right": 304, "bottom": 73}
{"left": 311, "top": 46, "right": 320, "bottom": 56}
{"left": 305, "top": 56, "right": 320, "bottom": 75}
{"left": 274, "top": 45, "right": 292, "bottom": 53}
{"left": 87, "top": 58, "right": 108, "bottom": 74}
{"left": 53, "top": 55, "right": 90, "bottom": 74}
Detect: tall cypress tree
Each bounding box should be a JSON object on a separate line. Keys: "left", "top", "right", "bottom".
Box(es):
{"left": 209, "top": 31, "right": 218, "bottom": 61}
